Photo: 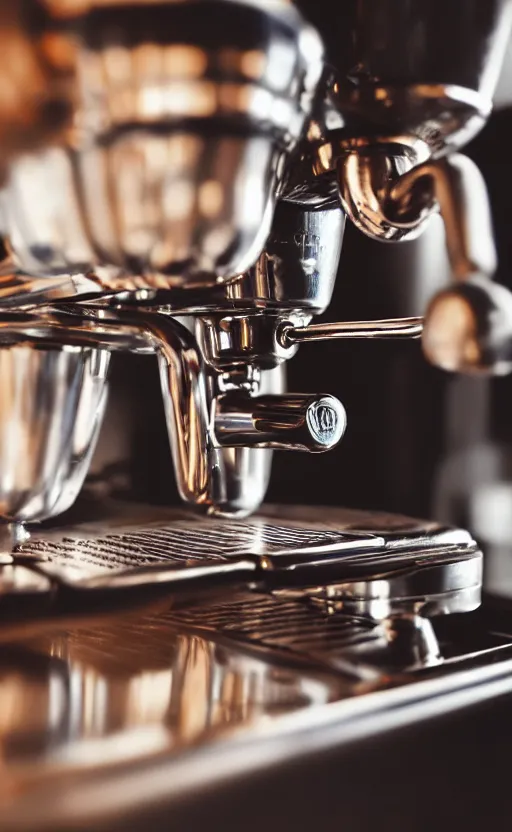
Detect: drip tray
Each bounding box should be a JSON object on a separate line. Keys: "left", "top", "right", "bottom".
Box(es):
{"left": 0, "top": 502, "right": 507, "bottom": 830}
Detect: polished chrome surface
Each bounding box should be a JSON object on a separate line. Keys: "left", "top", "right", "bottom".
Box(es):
{"left": 79, "top": 199, "right": 345, "bottom": 315}
{"left": 0, "top": 269, "right": 103, "bottom": 308}
{"left": 335, "top": 84, "right": 493, "bottom": 156}
{"left": 0, "top": 310, "right": 210, "bottom": 520}
{"left": 0, "top": 307, "right": 345, "bottom": 521}
{"left": 422, "top": 277, "right": 512, "bottom": 375}
{"left": 140, "top": 313, "right": 212, "bottom": 508}
{"left": 214, "top": 392, "right": 346, "bottom": 452}
{"left": 0, "top": 0, "right": 323, "bottom": 286}
{"left": 386, "top": 154, "right": 498, "bottom": 279}
{"left": 338, "top": 148, "right": 498, "bottom": 268}
{"left": 0, "top": 617, "right": 337, "bottom": 758}
{"left": 0, "top": 308, "right": 263, "bottom": 519}
{"left": 13, "top": 504, "right": 480, "bottom": 619}
{"left": 0, "top": 503, "right": 502, "bottom": 829}
{"left": 207, "top": 364, "right": 282, "bottom": 517}
{"left": 296, "top": 0, "right": 512, "bottom": 150}
{"left": 0, "top": 5, "right": 511, "bottom": 826}
{"left": 0, "top": 1, "right": 509, "bottom": 565}
{"left": 243, "top": 200, "right": 345, "bottom": 314}
{"left": 194, "top": 311, "right": 301, "bottom": 371}
{"left": 280, "top": 316, "right": 424, "bottom": 346}
{"left": 0, "top": 598, "right": 342, "bottom": 829}
{"left": 3, "top": 626, "right": 512, "bottom": 832}
{"left": 0, "top": 343, "right": 109, "bottom": 528}
{"left": 335, "top": 144, "right": 512, "bottom": 374}
{"left": 338, "top": 139, "right": 433, "bottom": 243}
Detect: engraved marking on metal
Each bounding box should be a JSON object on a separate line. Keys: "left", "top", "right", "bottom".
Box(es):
{"left": 293, "top": 231, "right": 320, "bottom": 259}
{"left": 306, "top": 399, "right": 342, "bottom": 446}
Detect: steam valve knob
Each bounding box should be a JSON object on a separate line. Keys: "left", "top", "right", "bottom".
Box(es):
{"left": 214, "top": 393, "right": 347, "bottom": 452}
{"left": 422, "top": 277, "right": 512, "bottom": 375}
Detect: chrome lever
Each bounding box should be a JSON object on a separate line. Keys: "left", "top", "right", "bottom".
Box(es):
{"left": 277, "top": 296, "right": 512, "bottom": 378}
{"left": 278, "top": 316, "right": 423, "bottom": 347}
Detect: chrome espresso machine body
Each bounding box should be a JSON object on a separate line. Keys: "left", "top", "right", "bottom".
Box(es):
{"left": 0, "top": 1, "right": 511, "bottom": 829}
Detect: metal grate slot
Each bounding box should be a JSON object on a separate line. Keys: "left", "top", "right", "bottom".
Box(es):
{"left": 168, "top": 593, "right": 378, "bottom": 664}
{"left": 20, "top": 519, "right": 344, "bottom": 576}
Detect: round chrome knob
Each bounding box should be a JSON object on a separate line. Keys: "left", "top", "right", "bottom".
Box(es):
{"left": 422, "top": 277, "right": 512, "bottom": 375}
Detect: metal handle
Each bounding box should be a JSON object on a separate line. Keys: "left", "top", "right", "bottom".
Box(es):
{"left": 213, "top": 392, "right": 347, "bottom": 452}
{"left": 278, "top": 317, "right": 423, "bottom": 347}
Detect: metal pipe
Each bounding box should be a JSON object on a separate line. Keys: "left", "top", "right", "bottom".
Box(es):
{"left": 279, "top": 316, "right": 424, "bottom": 346}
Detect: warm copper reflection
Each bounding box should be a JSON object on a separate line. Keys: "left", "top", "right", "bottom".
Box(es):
{"left": 45, "top": 0, "right": 177, "bottom": 15}
{"left": 46, "top": 0, "right": 290, "bottom": 15}
{"left": 0, "top": 603, "right": 334, "bottom": 775}
{"left": 422, "top": 292, "right": 481, "bottom": 372}
{"left": 0, "top": 5, "right": 76, "bottom": 165}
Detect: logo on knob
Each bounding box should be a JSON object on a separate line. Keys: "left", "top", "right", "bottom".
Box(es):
{"left": 306, "top": 398, "right": 345, "bottom": 447}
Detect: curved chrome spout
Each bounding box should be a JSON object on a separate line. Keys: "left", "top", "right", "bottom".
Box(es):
{"left": 137, "top": 314, "right": 211, "bottom": 509}
{"left": 386, "top": 154, "right": 497, "bottom": 280}
{"left": 0, "top": 309, "right": 211, "bottom": 511}
{"left": 338, "top": 142, "right": 431, "bottom": 242}
{"left": 339, "top": 148, "right": 497, "bottom": 282}
{"left": 0, "top": 308, "right": 287, "bottom": 517}
{"left": 51, "top": 309, "right": 212, "bottom": 510}
{"left": 338, "top": 146, "right": 512, "bottom": 375}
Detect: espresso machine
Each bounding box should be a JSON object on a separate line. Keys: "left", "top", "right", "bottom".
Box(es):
{"left": 1, "top": 1, "right": 512, "bottom": 829}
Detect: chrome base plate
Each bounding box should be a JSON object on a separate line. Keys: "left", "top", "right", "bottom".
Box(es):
{"left": 0, "top": 503, "right": 502, "bottom": 831}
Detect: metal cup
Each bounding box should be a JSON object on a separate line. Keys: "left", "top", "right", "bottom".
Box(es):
{"left": 0, "top": 344, "right": 109, "bottom": 533}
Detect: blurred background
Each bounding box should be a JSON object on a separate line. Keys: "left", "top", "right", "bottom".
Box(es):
{"left": 85, "top": 39, "right": 512, "bottom": 596}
